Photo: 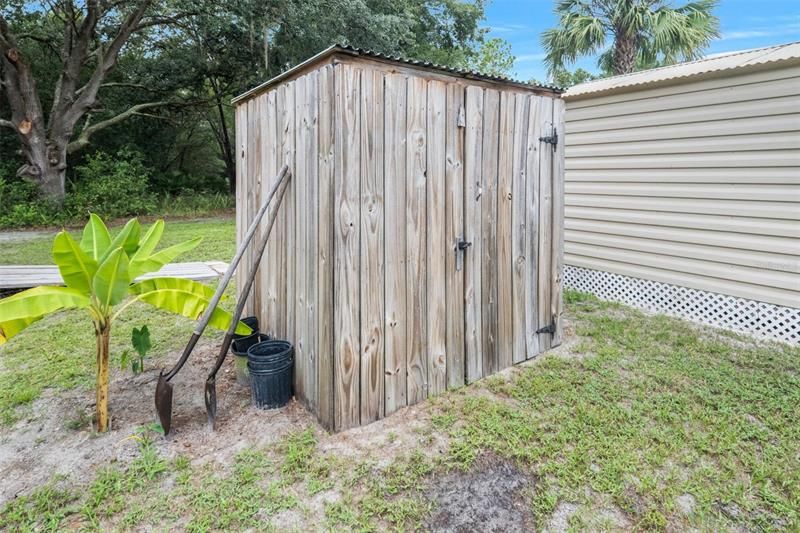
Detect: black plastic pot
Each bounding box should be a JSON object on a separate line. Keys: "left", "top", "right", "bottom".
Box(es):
{"left": 247, "top": 340, "right": 294, "bottom": 409}
{"left": 232, "top": 316, "right": 260, "bottom": 343}
{"left": 232, "top": 333, "right": 271, "bottom": 387}
{"left": 233, "top": 332, "right": 271, "bottom": 354}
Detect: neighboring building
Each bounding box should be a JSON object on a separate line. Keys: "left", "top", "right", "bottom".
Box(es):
{"left": 562, "top": 42, "right": 800, "bottom": 344}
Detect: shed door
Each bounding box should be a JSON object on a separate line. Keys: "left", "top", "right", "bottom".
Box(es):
{"left": 454, "top": 87, "right": 559, "bottom": 384}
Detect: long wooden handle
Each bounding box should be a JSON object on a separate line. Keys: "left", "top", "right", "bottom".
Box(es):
{"left": 163, "top": 165, "right": 289, "bottom": 382}
{"left": 207, "top": 169, "right": 293, "bottom": 380}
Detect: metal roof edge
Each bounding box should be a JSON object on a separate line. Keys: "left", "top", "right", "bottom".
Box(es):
{"left": 233, "top": 44, "right": 563, "bottom": 105}
{"left": 563, "top": 41, "right": 800, "bottom": 100}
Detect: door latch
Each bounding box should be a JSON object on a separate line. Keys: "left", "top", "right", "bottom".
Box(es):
{"left": 455, "top": 238, "right": 471, "bottom": 271}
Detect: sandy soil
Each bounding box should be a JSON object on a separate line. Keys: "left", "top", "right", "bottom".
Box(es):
{"left": 0, "top": 342, "right": 315, "bottom": 505}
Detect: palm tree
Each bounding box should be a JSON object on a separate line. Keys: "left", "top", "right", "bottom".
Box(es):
{"left": 541, "top": 0, "right": 720, "bottom": 77}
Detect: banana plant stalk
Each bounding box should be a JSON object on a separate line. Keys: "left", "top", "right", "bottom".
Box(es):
{"left": 0, "top": 214, "right": 250, "bottom": 432}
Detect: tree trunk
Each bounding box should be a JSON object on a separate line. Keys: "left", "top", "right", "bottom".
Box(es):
{"left": 95, "top": 323, "right": 111, "bottom": 432}
{"left": 22, "top": 139, "right": 67, "bottom": 201}
{"left": 613, "top": 34, "right": 637, "bottom": 75}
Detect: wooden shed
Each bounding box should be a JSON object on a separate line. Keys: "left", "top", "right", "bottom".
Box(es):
{"left": 232, "top": 45, "right": 565, "bottom": 430}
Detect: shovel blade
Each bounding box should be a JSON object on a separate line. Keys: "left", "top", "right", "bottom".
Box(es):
{"left": 155, "top": 371, "right": 174, "bottom": 435}
{"left": 204, "top": 378, "right": 217, "bottom": 430}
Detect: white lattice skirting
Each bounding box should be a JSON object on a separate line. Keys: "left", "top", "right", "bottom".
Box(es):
{"left": 564, "top": 265, "right": 799, "bottom": 345}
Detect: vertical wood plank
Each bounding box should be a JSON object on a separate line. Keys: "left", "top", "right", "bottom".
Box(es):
{"left": 511, "top": 94, "right": 530, "bottom": 364}
{"left": 274, "top": 89, "right": 287, "bottom": 340}
{"left": 262, "top": 90, "right": 279, "bottom": 336}
{"left": 244, "top": 99, "right": 258, "bottom": 315}
{"left": 251, "top": 97, "right": 263, "bottom": 319}
{"left": 281, "top": 81, "right": 296, "bottom": 348}
{"left": 525, "top": 96, "right": 543, "bottom": 359}
{"left": 496, "top": 91, "right": 515, "bottom": 371}
{"left": 294, "top": 74, "right": 308, "bottom": 404}
{"left": 406, "top": 76, "right": 428, "bottom": 405}
{"left": 317, "top": 64, "right": 335, "bottom": 430}
{"left": 445, "top": 83, "right": 465, "bottom": 389}
{"left": 305, "top": 70, "right": 320, "bottom": 411}
{"left": 426, "top": 80, "right": 447, "bottom": 396}
{"left": 235, "top": 103, "right": 246, "bottom": 310}
{"left": 464, "top": 86, "right": 484, "bottom": 383}
{"left": 480, "top": 88, "right": 500, "bottom": 376}
{"left": 537, "top": 96, "right": 554, "bottom": 353}
{"left": 359, "top": 69, "right": 385, "bottom": 423}
{"left": 334, "top": 64, "right": 361, "bottom": 430}
{"left": 550, "top": 97, "right": 565, "bottom": 347}
{"left": 383, "top": 73, "right": 408, "bottom": 415}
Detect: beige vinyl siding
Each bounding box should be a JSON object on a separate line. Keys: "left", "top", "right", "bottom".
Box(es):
{"left": 564, "top": 63, "right": 800, "bottom": 308}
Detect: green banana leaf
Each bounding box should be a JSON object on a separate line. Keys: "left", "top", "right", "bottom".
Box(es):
{"left": 135, "top": 288, "right": 251, "bottom": 334}
{"left": 128, "top": 237, "right": 202, "bottom": 279}
{"left": 0, "top": 286, "right": 90, "bottom": 322}
{"left": 0, "top": 315, "right": 44, "bottom": 345}
{"left": 100, "top": 219, "right": 140, "bottom": 263}
{"left": 79, "top": 213, "right": 112, "bottom": 260}
{"left": 131, "top": 220, "right": 165, "bottom": 262}
{"left": 129, "top": 277, "right": 218, "bottom": 301}
{"left": 53, "top": 231, "right": 97, "bottom": 294}
{"left": 93, "top": 247, "right": 130, "bottom": 308}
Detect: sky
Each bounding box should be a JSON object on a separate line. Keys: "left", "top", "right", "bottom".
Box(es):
{"left": 483, "top": 0, "right": 800, "bottom": 83}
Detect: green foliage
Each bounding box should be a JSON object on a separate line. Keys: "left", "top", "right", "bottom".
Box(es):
{"left": 127, "top": 325, "right": 151, "bottom": 374}
{"left": 66, "top": 149, "right": 157, "bottom": 220}
{"left": 468, "top": 37, "right": 515, "bottom": 77}
{"left": 549, "top": 67, "right": 598, "bottom": 88}
{"left": 0, "top": 177, "right": 60, "bottom": 229}
{"left": 541, "top": 0, "right": 720, "bottom": 76}
{"left": 0, "top": 214, "right": 248, "bottom": 431}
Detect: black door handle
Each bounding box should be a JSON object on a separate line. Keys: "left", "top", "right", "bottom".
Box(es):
{"left": 457, "top": 239, "right": 472, "bottom": 251}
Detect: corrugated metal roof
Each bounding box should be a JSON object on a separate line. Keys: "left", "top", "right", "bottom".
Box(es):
{"left": 233, "top": 44, "right": 562, "bottom": 104}
{"left": 564, "top": 41, "right": 800, "bottom": 99}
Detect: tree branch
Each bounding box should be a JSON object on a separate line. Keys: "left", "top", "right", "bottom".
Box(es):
{"left": 67, "top": 100, "right": 168, "bottom": 153}
{"left": 0, "top": 119, "right": 16, "bottom": 131}
{"left": 75, "top": 81, "right": 162, "bottom": 96}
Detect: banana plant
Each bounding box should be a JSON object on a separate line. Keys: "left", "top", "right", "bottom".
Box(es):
{"left": 0, "top": 214, "right": 250, "bottom": 432}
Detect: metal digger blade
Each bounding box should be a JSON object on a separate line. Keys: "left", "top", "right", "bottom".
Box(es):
{"left": 154, "top": 371, "right": 174, "bottom": 435}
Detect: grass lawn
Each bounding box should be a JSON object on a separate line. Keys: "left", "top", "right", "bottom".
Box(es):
{"left": 1, "top": 290, "right": 798, "bottom": 531}
{"left": 0, "top": 217, "right": 237, "bottom": 425}
{"left": 0, "top": 217, "right": 236, "bottom": 265}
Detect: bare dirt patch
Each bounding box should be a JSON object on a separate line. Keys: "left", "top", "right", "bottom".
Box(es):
{"left": 425, "top": 455, "right": 535, "bottom": 533}
{"left": 0, "top": 341, "right": 315, "bottom": 505}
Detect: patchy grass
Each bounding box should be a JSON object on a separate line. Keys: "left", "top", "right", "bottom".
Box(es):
{"left": 438, "top": 291, "right": 800, "bottom": 530}
{"left": 0, "top": 217, "right": 236, "bottom": 424}
{"left": 2, "top": 290, "right": 798, "bottom": 530}
{"left": 0, "top": 216, "right": 235, "bottom": 265}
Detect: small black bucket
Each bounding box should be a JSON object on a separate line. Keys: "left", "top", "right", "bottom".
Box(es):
{"left": 232, "top": 333, "right": 271, "bottom": 387}
{"left": 247, "top": 340, "right": 294, "bottom": 409}
{"left": 234, "top": 316, "right": 259, "bottom": 339}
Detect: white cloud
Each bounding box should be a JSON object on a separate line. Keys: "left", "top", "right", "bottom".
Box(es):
{"left": 721, "top": 22, "right": 800, "bottom": 41}
{"left": 515, "top": 53, "right": 547, "bottom": 63}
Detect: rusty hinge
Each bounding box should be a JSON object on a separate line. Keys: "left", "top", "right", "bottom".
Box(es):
{"left": 539, "top": 127, "right": 558, "bottom": 151}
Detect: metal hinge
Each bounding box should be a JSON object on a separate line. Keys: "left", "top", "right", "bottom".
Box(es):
{"left": 539, "top": 128, "right": 558, "bottom": 151}
{"left": 536, "top": 323, "right": 556, "bottom": 335}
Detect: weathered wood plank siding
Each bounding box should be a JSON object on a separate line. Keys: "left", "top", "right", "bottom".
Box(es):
{"left": 564, "top": 64, "right": 800, "bottom": 309}
{"left": 235, "top": 52, "right": 564, "bottom": 430}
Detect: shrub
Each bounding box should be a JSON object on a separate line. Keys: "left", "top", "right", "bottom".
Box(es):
{"left": 66, "top": 149, "right": 157, "bottom": 220}
{"left": 0, "top": 178, "right": 62, "bottom": 229}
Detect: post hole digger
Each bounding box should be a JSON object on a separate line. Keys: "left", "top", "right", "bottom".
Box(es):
{"left": 155, "top": 165, "right": 291, "bottom": 435}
